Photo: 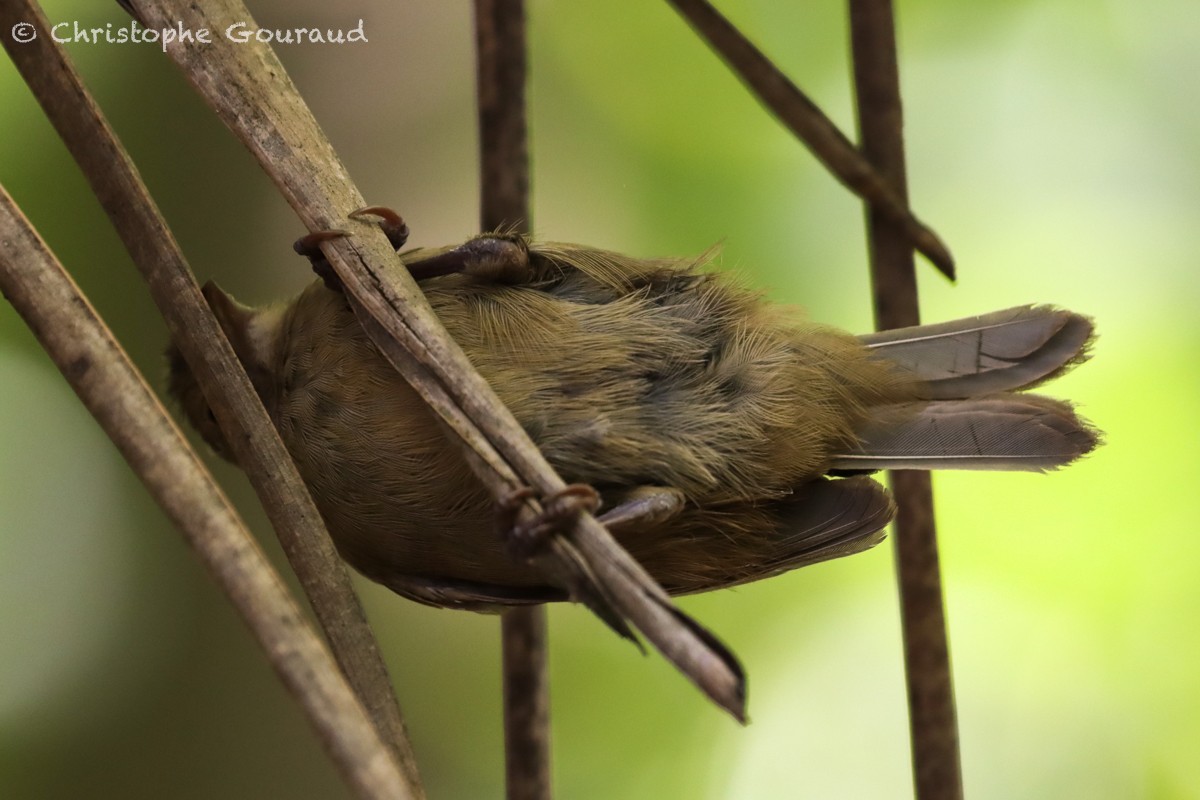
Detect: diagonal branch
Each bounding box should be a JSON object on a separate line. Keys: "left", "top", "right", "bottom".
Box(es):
{"left": 666, "top": 0, "right": 955, "bottom": 280}
{"left": 848, "top": 1, "right": 963, "bottom": 798}
{"left": 0, "top": 185, "right": 411, "bottom": 800}
{"left": 126, "top": 0, "right": 746, "bottom": 720}
{"left": 0, "top": 3, "right": 424, "bottom": 795}
{"left": 473, "top": 0, "right": 554, "bottom": 797}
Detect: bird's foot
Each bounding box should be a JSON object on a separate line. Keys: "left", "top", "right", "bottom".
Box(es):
{"left": 293, "top": 206, "right": 410, "bottom": 291}
{"left": 498, "top": 484, "right": 601, "bottom": 560}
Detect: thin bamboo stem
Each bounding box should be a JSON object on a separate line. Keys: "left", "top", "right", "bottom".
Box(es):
{"left": 0, "top": 185, "right": 411, "bottom": 800}
{"left": 848, "top": 2, "right": 963, "bottom": 798}
{"left": 473, "top": 0, "right": 555, "bottom": 796}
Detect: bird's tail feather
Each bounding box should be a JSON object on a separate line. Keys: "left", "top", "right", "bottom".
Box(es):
{"left": 860, "top": 305, "right": 1094, "bottom": 400}
{"left": 832, "top": 394, "right": 1100, "bottom": 472}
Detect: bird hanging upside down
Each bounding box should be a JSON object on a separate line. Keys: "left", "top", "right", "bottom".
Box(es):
{"left": 167, "top": 210, "right": 1099, "bottom": 611}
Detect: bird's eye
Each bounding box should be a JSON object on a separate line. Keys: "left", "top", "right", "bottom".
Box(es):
{"left": 206, "top": 409, "right": 217, "bottom": 424}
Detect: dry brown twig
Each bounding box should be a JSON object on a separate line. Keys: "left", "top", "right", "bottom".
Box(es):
{"left": 666, "top": 0, "right": 955, "bottom": 280}
{"left": 849, "top": 1, "right": 964, "bottom": 798}
{"left": 0, "top": 186, "right": 412, "bottom": 800}
{"left": 0, "top": 1, "right": 423, "bottom": 797}
{"left": 119, "top": 0, "right": 746, "bottom": 721}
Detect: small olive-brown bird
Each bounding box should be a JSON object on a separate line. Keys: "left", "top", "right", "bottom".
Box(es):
{"left": 168, "top": 228, "right": 1098, "bottom": 610}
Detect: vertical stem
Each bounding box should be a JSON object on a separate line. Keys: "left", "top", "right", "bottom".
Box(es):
{"left": 474, "top": 1, "right": 552, "bottom": 798}
{"left": 501, "top": 607, "right": 552, "bottom": 800}
{"left": 847, "top": 2, "right": 963, "bottom": 799}
{"left": 476, "top": 0, "right": 532, "bottom": 234}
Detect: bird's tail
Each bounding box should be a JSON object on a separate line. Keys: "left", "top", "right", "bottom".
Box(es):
{"left": 833, "top": 305, "right": 1100, "bottom": 472}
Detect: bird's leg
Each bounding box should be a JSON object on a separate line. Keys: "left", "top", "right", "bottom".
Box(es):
{"left": 595, "top": 487, "right": 686, "bottom": 535}
{"left": 295, "top": 207, "right": 533, "bottom": 287}
{"left": 402, "top": 233, "right": 534, "bottom": 284}
{"left": 497, "top": 485, "right": 686, "bottom": 561}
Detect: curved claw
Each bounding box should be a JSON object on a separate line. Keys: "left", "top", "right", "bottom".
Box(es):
{"left": 349, "top": 205, "right": 410, "bottom": 251}
{"left": 293, "top": 229, "right": 352, "bottom": 291}
{"left": 349, "top": 205, "right": 406, "bottom": 226}
{"left": 293, "top": 228, "right": 351, "bottom": 258}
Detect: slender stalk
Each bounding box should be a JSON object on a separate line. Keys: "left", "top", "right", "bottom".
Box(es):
{"left": 124, "top": 0, "right": 746, "bottom": 720}
{"left": 473, "top": 0, "right": 554, "bottom": 796}
{"left": 847, "top": 2, "right": 963, "bottom": 798}
{"left": 665, "top": 0, "right": 954, "bottom": 279}
{"left": 476, "top": 0, "right": 532, "bottom": 233}
{"left": 0, "top": 185, "right": 410, "bottom": 800}
{"left": 501, "top": 607, "right": 552, "bottom": 799}
{"left": 0, "top": 3, "right": 424, "bottom": 794}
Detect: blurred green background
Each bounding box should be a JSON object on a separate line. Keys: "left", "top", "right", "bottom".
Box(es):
{"left": 2, "top": 1, "right": 1197, "bottom": 797}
